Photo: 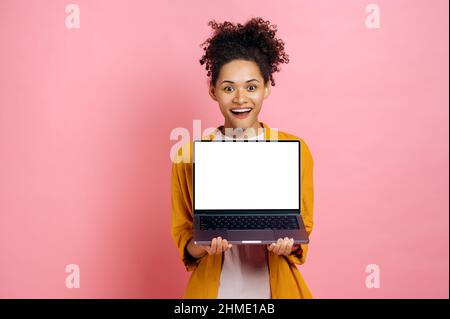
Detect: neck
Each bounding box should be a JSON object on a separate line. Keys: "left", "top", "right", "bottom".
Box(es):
{"left": 220, "top": 120, "right": 263, "bottom": 139}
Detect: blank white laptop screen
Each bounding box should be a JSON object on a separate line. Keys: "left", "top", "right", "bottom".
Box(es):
{"left": 194, "top": 141, "right": 299, "bottom": 210}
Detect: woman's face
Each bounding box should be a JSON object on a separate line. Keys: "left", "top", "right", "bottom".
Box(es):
{"left": 209, "top": 59, "right": 271, "bottom": 130}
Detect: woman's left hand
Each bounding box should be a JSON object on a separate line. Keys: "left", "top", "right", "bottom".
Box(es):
{"left": 267, "top": 237, "right": 294, "bottom": 256}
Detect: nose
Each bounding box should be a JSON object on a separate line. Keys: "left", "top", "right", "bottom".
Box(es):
{"left": 232, "top": 88, "right": 248, "bottom": 104}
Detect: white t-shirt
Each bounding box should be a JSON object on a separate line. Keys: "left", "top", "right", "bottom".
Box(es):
{"left": 214, "top": 128, "right": 271, "bottom": 299}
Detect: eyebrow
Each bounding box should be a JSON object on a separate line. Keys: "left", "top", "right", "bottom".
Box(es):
{"left": 220, "top": 79, "right": 260, "bottom": 84}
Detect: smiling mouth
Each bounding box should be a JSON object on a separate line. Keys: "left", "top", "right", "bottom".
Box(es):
{"left": 230, "top": 107, "right": 252, "bottom": 115}
{"left": 229, "top": 107, "right": 252, "bottom": 119}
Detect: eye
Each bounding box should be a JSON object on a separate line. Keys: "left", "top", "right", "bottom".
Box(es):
{"left": 223, "top": 85, "right": 257, "bottom": 92}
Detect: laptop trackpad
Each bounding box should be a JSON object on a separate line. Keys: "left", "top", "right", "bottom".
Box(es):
{"left": 227, "top": 230, "right": 275, "bottom": 242}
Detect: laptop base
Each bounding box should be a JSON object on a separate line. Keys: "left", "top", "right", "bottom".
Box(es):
{"left": 193, "top": 215, "right": 309, "bottom": 245}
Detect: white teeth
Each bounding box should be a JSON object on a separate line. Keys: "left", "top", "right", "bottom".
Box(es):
{"left": 231, "top": 108, "right": 251, "bottom": 113}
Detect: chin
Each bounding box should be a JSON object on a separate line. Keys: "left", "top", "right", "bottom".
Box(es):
{"left": 230, "top": 119, "right": 253, "bottom": 129}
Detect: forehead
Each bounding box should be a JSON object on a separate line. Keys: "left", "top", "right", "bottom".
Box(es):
{"left": 218, "top": 60, "right": 263, "bottom": 82}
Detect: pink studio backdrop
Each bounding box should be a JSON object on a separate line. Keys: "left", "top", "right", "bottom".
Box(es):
{"left": 0, "top": 0, "right": 448, "bottom": 298}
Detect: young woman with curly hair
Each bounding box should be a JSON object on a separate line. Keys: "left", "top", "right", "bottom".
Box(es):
{"left": 171, "top": 17, "right": 314, "bottom": 299}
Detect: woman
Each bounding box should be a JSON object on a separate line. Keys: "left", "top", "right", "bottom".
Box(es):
{"left": 171, "top": 17, "right": 314, "bottom": 298}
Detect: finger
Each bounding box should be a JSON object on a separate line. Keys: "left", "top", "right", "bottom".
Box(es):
{"left": 200, "top": 243, "right": 212, "bottom": 255}
{"left": 223, "top": 239, "right": 232, "bottom": 251}
{"left": 273, "top": 238, "right": 283, "bottom": 255}
{"left": 220, "top": 238, "right": 229, "bottom": 253}
{"left": 209, "top": 238, "right": 217, "bottom": 255}
{"left": 283, "top": 237, "right": 293, "bottom": 255}
{"left": 284, "top": 238, "right": 294, "bottom": 255}
{"left": 274, "top": 238, "right": 283, "bottom": 255}
{"left": 279, "top": 237, "right": 289, "bottom": 255}
{"left": 216, "top": 237, "right": 223, "bottom": 254}
{"left": 267, "top": 243, "right": 275, "bottom": 251}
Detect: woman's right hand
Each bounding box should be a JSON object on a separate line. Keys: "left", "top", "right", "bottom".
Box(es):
{"left": 187, "top": 237, "right": 232, "bottom": 258}
{"left": 200, "top": 237, "right": 233, "bottom": 255}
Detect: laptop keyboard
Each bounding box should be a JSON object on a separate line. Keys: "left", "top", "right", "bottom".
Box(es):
{"left": 199, "top": 215, "right": 299, "bottom": 230}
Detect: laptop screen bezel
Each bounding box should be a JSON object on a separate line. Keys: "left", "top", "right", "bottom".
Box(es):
{"left": 193, "top": 140, "right": 301, "bottom": 215}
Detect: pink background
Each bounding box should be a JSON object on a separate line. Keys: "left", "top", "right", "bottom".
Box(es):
{"left": 0, "top": 0, "right": 448, "bottom": 298}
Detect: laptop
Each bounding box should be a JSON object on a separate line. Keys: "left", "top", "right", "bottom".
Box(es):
{"left": 193, "top": 140, "right": 309, "bottom": 245}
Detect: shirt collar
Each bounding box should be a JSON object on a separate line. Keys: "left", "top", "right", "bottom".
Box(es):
{"left": 202, "top": 121, "right": 274, "bottom": 141}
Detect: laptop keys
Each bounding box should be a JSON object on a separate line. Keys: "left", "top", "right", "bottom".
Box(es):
{"left": 199, "top": 215, "right": 299, "bottom": 230}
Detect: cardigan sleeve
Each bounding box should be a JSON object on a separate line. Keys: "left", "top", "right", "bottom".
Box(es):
{"left": 287, "top": 139, "right": 314, "bottom": 265}
{"left": 170, "top": 150, "right": 203, "bottom": 272}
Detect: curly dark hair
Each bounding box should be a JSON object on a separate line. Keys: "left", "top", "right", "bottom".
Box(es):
{"left": 199, "top": 17, "right": 289, "bottom": 87}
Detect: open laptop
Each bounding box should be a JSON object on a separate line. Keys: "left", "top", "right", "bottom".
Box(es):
{"left": 193, "top": 140, "right": 309, "bottom": 245}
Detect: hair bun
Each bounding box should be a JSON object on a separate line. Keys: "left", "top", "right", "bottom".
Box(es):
{"left": 200, "top": 17, "right": 289, "bottom": 86}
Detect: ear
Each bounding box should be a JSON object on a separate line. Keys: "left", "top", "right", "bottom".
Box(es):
{"left": 263, "top": 82, "right": 271, "bottom": 100}
{"left": 209, "top": 84, "right": 218, "bottom": 101}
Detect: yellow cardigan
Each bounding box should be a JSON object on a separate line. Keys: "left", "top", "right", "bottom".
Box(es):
{"left": 170, "top": 121, "right": 314, "bottom": 298}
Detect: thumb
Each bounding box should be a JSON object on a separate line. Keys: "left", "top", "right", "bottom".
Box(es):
{"left": 201, "top": 245, "right": 211, "bottom": 254}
